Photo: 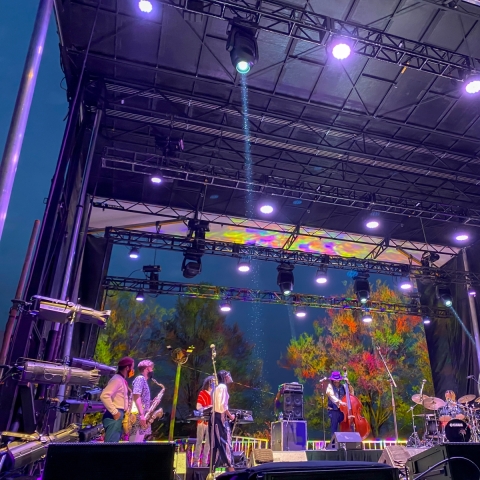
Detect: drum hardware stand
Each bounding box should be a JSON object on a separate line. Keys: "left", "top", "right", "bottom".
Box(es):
{"left": 321, "top": 391, "right": 327, "bottom": 450}
{"left": 376, "top": 346, "right": 398, "bottom": 441}
{"left": 406, "top": 405, "right": 422, "bottom": 447}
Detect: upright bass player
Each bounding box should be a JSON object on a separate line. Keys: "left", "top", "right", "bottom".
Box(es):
{"left": 325, "top": 371, "right": 349, "bottom": 441}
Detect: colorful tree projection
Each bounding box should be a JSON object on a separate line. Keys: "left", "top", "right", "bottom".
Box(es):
{"left": 280, "top": 281, "right": 434, "bottom": 438}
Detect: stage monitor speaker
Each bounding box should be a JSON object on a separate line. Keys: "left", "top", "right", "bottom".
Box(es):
{"left": 283, "top": 392, "right": 304, "bottom": 419}
{"left": 42, "top": 442, "right": 176, "bottom": 480}
{"left": 407, "top": 443, "right": 480, "bottom": 480}
{"left": 332, "top": 431, "right": 362, "bottom": 450}
{"left": 379, "top": 445, "right": 427, "bottom": 470}
{"left": 219, "top": 460, "right": 399, "bottom": 480}
{"left": 271, "top": 420, "right": 307, "bottom": 451}
{"left": 233, "top": 451, "right": 247, "bottom": 468}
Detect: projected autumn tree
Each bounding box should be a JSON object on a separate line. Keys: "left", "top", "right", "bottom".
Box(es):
{"left": 280, "top": 281, "right": 433, "bottom": 437}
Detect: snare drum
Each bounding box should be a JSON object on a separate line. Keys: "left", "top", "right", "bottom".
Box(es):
{"left": 445, "top": 419, "right": 471, "bottom": 442}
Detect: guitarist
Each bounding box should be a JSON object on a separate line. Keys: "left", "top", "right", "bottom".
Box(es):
{"left": 325, "top": 371, "right": 348, "bottom": 441}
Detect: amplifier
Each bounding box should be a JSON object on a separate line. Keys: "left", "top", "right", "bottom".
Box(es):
{"left": 271, "top": 420, "right": 307, "bottom": 451}
{"left": 279, "top": 383, "right": 303, "bottom": 393}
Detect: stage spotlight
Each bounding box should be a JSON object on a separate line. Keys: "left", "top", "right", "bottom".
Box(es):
{"left": 362, "top": 311, "right": 372, "bottom": 323}
{"left": 182, "top": 256, "right": 202, "bottom": 278}
{"left": 237, "top": 257, "right": 251, "bottom": 273}
{"left": 465, "top": 74, "right": 480, "bottom": 94}
{"left": 219, "top": 300, "right": 232, "bottom": 312}
{"left": 468, "top": 287, "right": 476, "bottom": 297}
{"left": 354, "top": 277, "right": 370, "bottom": 304}
{"left": 150, "top": 170, "right": 163, "bottom": 184}
{"left": 277, "top": 263, "right": 294, "bottom": 296}
{"left": 136, "top": 291, "right": 145, "bottom": 302}
{"left": 423, "top": 316, "right": 431, "bottom": 325}
{"left": 399, "top": 276, "right": 413, "bottom": 291}
{"left": 294, "top": 306, "right": 306, "bottom": 318}
{"left": 365, "top": 211, "right": 380, "bottom": 229}
{"left": 138, "top": 0, "right": 153, "bottom": 12}
{"left": 259, "top": 200, "right": 274, "bottom": 214}
{"left": 332, "top": 43, "right": 351, "bottom": 60}
{"left": 436, "top": 285, "right": 453, "bottom": 307}
{"left": 129, "top": 247, "right": 140, "bottom": 259}
{"left": 315, "top": 266, "right": 328, "bottom": 284}
{"left": 226, "top": 21, "right": 258, "bottom": 74}
{"left": 455, "top": 233, "right": 469, "bottom": 241}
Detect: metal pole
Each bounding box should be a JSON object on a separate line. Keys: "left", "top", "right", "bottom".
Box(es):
{"left": 54, "top": 109, "right": 102, "bottom": 430}
{"left": 169, "top": 362, "right": 182, "bottom": 441}
{"left": 462, "top": 249, "right": 480, "bottom": 377}
{"left": 0, "top": 220, "right": 40, "bottom": 365}
{"left": 0, "top": 0, "right": 53, "bottom": 241}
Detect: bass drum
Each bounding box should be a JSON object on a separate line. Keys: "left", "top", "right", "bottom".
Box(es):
{"left": 445, "top": 419, "right": 471, "bottom": 442}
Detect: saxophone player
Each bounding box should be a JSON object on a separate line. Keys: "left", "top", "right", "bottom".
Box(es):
{"left": 129, "top": 359, "right": 155, "bottom": 442}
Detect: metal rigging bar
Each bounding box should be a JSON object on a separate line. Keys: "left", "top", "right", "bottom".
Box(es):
{"left": 103, "top": 275, "right": 450, "bottom": 318}
{"left": 103, "top": 227, "right": 478, "bottom": 285}
{"left": 102, "top": 147, "right": 480, "bottom": 225}
{"left": 158, "top": 0, "right": 480, "bottom": 80}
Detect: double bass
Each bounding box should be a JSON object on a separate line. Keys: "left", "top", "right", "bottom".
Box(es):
{"left": 338, "top": 369, "right": 370, "bottom": 440}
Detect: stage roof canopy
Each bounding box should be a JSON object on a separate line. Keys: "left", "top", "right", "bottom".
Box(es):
{"left": 55, "top": 0, "right": 480, "bottom": 250}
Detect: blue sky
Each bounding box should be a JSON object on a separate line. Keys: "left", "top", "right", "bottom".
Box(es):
{"left": 0, "top": 5, "right": 67, "bottom": 325}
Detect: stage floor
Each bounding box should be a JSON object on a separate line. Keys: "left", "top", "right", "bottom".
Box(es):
{"left": 186, "top": 449, "right": 383, "bottom": 479}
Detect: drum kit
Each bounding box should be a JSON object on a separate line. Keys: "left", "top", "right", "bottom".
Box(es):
{"left": 407, "top": 393, "right": 480, "bottom": 446}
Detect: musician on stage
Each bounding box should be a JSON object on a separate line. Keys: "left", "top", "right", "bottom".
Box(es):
{"left": 438, "top": 390, "right": 463, "bottom": 422}
{"left": 210, "top": 370, "right": 235, "bottom": 473}
{"left": 325, "top": 371, "right": 348, "bottom": 440}
{"left": 193, "top": 376, "right": 214, "bottom": 467}
{"left": 100, "top": 357, "right": 135, "bottom": 442}
{"left": 129, "top": 359, "right": 155, "bottom": 442}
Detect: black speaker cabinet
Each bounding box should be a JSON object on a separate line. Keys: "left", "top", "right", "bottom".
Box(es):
{"left": 43, "top": 442, "right": 176, "bottom": 480}
{"left": 283, "top": 392, "right": 304, "bottom": 420}
{"left": 332, "top": 431, "right": 363, "bottom": 450}
{"left": 271, "top": 420, "right": 307, "bottom": 451}
{"left": 406, "top": 443, "right": 480, "bottom": 480}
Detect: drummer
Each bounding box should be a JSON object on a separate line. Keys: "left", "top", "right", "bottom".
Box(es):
{"left": 438, "top": 390, "right": 464, "bottom": 426}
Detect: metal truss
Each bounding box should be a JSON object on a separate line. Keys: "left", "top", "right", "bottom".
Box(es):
{"left": 102, "top": 146, "right": 480, "bottom": 226}
{"left": 156, "top": 0, "right": 480, "bottom": 80}
{"left": 103, "top": 276, "right": 451, "bottom": 318}
{"left": 104, "top": 227, "right": 476, "bottom": 284}
{"left": 92, "top": 200, "right": 460, "bottom": 257}
{"left": 104, "top": 107, "right": 480, "bottom": 190}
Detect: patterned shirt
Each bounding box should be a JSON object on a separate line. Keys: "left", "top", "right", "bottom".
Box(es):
{"left": 131, "top": 375, "right": 152, "bottom": 435}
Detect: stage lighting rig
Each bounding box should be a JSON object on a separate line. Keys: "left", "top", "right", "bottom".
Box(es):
{"left": 354, "top": 275, "right": 370, "bottom": 304}
{"left": 144, "top": 264, "right": 161, "bottom": 289}
{"left": 436, "top": 285, "right": 453, "bottom": 307}
{"left": 16, "top": 360, "right": 100, "bottom": 387}
{"left": 226, "top": 19, "right": 258, "bottom": 74}
{"left": 182, "top": 219, "right": 209, "bottom": 278}
{"left": 465, "top": 73, "right": 480, "bottom": 94}
{"left": 69, "top": 358, "right": 116, "bottom": 377}
{"left": 277, "top": 263, "right": 294, "bottom": 296}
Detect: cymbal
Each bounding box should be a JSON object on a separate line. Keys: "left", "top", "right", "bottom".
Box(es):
{"left": 412, "top": 394, "right": 431, "bottom": 405}
{"left": 423, "top": 397, "right": 446, "bottom": 410}
{"left": 475, "top": 397, "right": 480, "bottom": 404}
{"left": 458, "top": 394, "right": 476, "bottom": 404}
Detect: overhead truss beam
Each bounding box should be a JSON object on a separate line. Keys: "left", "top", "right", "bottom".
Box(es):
{"left": 103, "top": 276, "right": 451, "bottom": 319}
{"left": 102, "top": 147, "right": 480, "bottom": 226}
{"left": 156, "top": 0, "right": 480, "bottom": 80}
{"left": 103, "top": 227, "right": 477, "bottom": 285}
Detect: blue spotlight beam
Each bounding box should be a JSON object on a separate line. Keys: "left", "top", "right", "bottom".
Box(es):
{"left": 103, "top": 276, "right": 451, "bottom": 319}
{"left": 104, "top": 227, "right": 480, "bottom": 286}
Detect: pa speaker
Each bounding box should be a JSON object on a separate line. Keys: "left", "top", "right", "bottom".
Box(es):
{"left": 332, "top": 431, "right": 362, "bottom": 450}
{"left": 43, "top": 442, "right": 175, "bottom": 480}
{"left": 271, "top": 421, "right": 307, "bottom": 451}
{"left": 283, "top": 392, "right": 304, "bottom": 419}
{"left": 407, "top": 443, "right": 480, "bottom": 480}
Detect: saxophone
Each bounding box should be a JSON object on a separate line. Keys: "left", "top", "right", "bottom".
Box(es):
{"left": 145, "top": 379, "right": 165, "bottom": 425}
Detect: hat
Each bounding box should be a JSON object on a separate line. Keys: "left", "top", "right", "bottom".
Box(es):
{"left": 118, "top": 357, "right": 134, "bottom": 368}
{"left": 329, "top": 371, "right": 343, "bottom": 381}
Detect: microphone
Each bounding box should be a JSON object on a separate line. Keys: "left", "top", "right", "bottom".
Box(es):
{"left": 422, "top": 379, "right": 427, "bottom": 384}
{"left": 210, "top": 344, "right": 216, "bottom": 358}
{"left": 318, "top": 377, "right": 327, "bottom": 383}
{"left": 467, "top": 375, "right": 475, "bottom": 379}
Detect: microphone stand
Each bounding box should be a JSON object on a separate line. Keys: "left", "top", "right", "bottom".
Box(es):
{"left": 321, "top": 391, "right": 326, "bottom": 449}
{"left": 376, "top": 347, "right": 398, "bottom": 442}
{"left": 207, "top": 349, "right": 218, "bottom": 480}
